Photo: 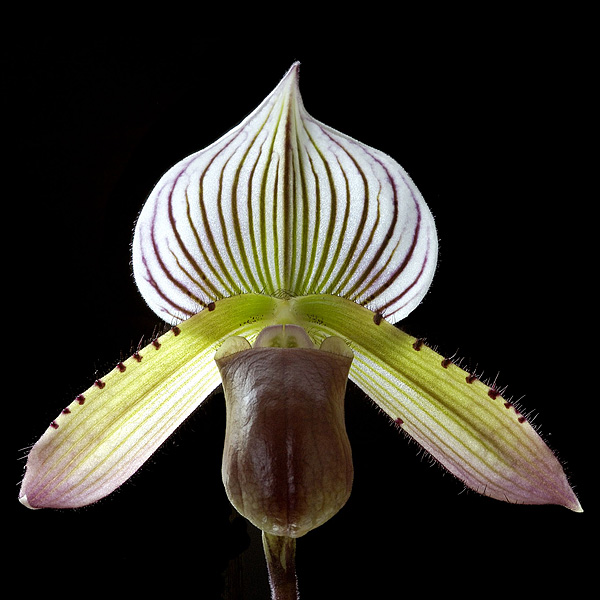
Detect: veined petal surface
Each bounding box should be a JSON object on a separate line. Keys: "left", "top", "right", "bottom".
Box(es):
{"left": 19, "top": 295, "right": 280, "bottom": 509}
{"left": 20, "top": 291, "right": 581, "bottom": 512}
{"left": 132, "top": 62, "right": 437, "bottom": 324}
{"left": 289, "top": 295, "right": 582, "bottom": 512}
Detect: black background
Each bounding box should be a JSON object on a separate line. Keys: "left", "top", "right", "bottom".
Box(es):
{"left": 8, "top": 21, "right": 593, "bottom": 599}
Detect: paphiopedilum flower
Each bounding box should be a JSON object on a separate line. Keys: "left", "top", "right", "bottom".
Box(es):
{"left": 19, "top": 62, "right": 581, "bottom": 598}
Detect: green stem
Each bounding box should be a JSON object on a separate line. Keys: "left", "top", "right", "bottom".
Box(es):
{"left": 262, "top": 532, "right": 299, "bottom": 600}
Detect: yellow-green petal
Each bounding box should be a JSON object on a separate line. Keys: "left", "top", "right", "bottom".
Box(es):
{"left": 19, "top": 294, "right": 279, "bottom": 509}
{"left": 289, "top": 294, "right": 582, "bottom": 512}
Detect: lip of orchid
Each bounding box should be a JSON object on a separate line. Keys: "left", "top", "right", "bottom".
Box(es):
{"left": 216, "top": 325, "right": 355, "bottom": 538}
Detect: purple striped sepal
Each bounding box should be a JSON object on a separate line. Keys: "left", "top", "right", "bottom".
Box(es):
{"left": 132, "top": 62, "right": 437, "bottom": 324}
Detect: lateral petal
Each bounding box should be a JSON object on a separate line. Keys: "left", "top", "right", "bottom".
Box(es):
{"left": 19, "top": 294, "right": 279, "bottom": 509}
{"left": 291, "top": 294, "right": 582, "bottom": 511}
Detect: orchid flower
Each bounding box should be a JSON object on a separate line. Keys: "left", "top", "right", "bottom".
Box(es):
{"left": 19, "top": 62, "right": 581, "bottom": 599}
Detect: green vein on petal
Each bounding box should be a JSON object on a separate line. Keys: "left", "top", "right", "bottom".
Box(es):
{"left": 288, "top": 294, "right": 582, "bottom": 512}
{"left": 19, "top": 294, "right": 280, "bottom": 509}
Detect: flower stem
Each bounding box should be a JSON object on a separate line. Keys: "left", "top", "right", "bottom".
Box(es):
{"left": 262, "top": 532, "right": 299, "bottom": 600}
